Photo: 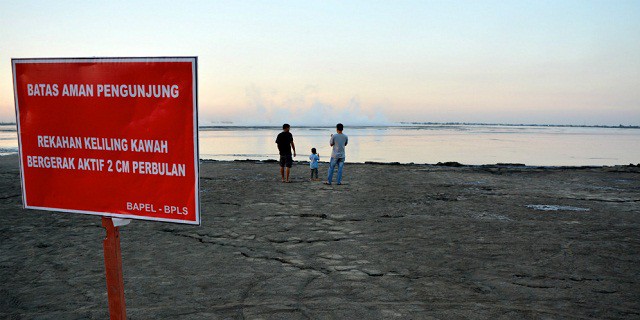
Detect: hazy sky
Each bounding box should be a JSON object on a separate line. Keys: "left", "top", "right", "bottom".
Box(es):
{"left": 1, "top": 0, "right": 639, "bottom": 125}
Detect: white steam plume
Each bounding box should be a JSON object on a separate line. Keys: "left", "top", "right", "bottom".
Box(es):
{"left": 204, "top": 85, "right": 390, "bottom": 126}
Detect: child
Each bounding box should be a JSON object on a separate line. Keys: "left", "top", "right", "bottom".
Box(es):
{"left": 309, "top": 148, "right": 320, "bottom": 180}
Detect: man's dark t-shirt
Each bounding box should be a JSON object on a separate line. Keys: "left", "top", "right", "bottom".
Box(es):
{"left": 276, "top": 131, "right": 293, "bottom": 155}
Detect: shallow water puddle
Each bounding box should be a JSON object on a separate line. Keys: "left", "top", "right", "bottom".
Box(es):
{"left": 526, "top": 204, "right": 590, "bottom": 211}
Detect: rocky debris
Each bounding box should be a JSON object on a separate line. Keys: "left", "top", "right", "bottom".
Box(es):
{"left": 435, "top": 161, "right": 464, "bottom": 167}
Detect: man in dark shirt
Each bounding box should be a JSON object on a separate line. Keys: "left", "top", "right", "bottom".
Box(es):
{"left": 275, "top": 123, "right": 296, "bottom": 182}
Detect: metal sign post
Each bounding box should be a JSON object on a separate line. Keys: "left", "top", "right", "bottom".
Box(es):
{"left": 102, "top": 217, "right": 127, "bottom": 320}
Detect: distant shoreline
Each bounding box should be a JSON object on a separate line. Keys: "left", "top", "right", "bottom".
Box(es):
{"left": 399, "top": 122, "right": 640, "bottom": 129}
{"left": 2, "top": 122, "right": 639, "bottom": 129}
{"left": 198, "top": 123, "right": 640, "bottom": 129}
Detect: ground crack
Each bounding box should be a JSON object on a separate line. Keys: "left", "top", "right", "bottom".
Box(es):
{"left": 162, "top": 229, "right": 250, "bottom": 250}
{"left": 218, "top": 202, "right": 241, "bottom": 206}
{"left": 0, "top": 194, "right": 20, "bottom": 200}
{"left": 511, "top": 282, "right": 555, "bottom": 289}
{"left": 239, "top": 251, "right": 329, "bottom": 275}
{"left": 513, "top": 274, "right": 602, "bottom": 282}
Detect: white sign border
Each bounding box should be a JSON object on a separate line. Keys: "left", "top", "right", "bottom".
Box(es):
{"left": 12, "top": 56, "right": 201, "bottom": 225}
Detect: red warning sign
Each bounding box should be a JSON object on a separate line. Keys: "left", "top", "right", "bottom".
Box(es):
{"left": 12, "top": 57, "right": 200, "bottom": 224}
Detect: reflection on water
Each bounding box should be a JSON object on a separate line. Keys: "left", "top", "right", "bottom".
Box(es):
{"left": 0, "top": 125, "right": 18, "bottom": 156}
{"left": 2, "top": 124, "right": 639, "bottom": 166}
{"left": 198, "top": 125, "right": 640, "bottom": 166}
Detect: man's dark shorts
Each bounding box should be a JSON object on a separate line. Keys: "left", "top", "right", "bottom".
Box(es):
{"left": 279, "top": 154, "right": 293, "bottom": 168}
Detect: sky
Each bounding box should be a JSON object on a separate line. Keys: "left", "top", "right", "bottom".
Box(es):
{"left": 1, "top": 0, "right": 639, "bottom": 126}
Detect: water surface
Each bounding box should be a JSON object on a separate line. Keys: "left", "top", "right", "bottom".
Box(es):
{"left": 198, "top": 125, "right": 639, "bottom": 166}
{"left": 3, "top": 124, "right": 639, "bottom": 166}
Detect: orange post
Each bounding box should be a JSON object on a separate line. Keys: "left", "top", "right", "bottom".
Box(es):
{"left": 102, "top": 217, "right": 127, "bottom": 320}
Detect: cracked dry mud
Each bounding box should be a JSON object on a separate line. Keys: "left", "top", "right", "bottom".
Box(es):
{"left": 1, "top": 155, "right": 639, "bottom": 319}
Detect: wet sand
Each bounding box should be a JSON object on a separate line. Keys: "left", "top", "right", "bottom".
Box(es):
{"left": 1, "top": 154, "right": 639, "bottom": 319}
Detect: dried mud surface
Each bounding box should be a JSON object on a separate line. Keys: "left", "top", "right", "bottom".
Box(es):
{"left": 1, "top": 155, "right": 639, "bottom": 319}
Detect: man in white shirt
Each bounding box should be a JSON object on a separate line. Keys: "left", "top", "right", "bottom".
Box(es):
{"left": 326, "top": 123, "right": 348, "bottom": 185}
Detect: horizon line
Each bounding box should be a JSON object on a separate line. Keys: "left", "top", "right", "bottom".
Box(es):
{"left": 1, "top": 122, "right": 639, "bottom": 129}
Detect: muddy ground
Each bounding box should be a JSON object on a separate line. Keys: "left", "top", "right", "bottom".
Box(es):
{"left": 1, "top": 155, "right": 639, "bottom": 319}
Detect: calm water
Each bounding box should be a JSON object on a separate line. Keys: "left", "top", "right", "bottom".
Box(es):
{"left": 2, "top": 124, "right": 639, "bottom": 166}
